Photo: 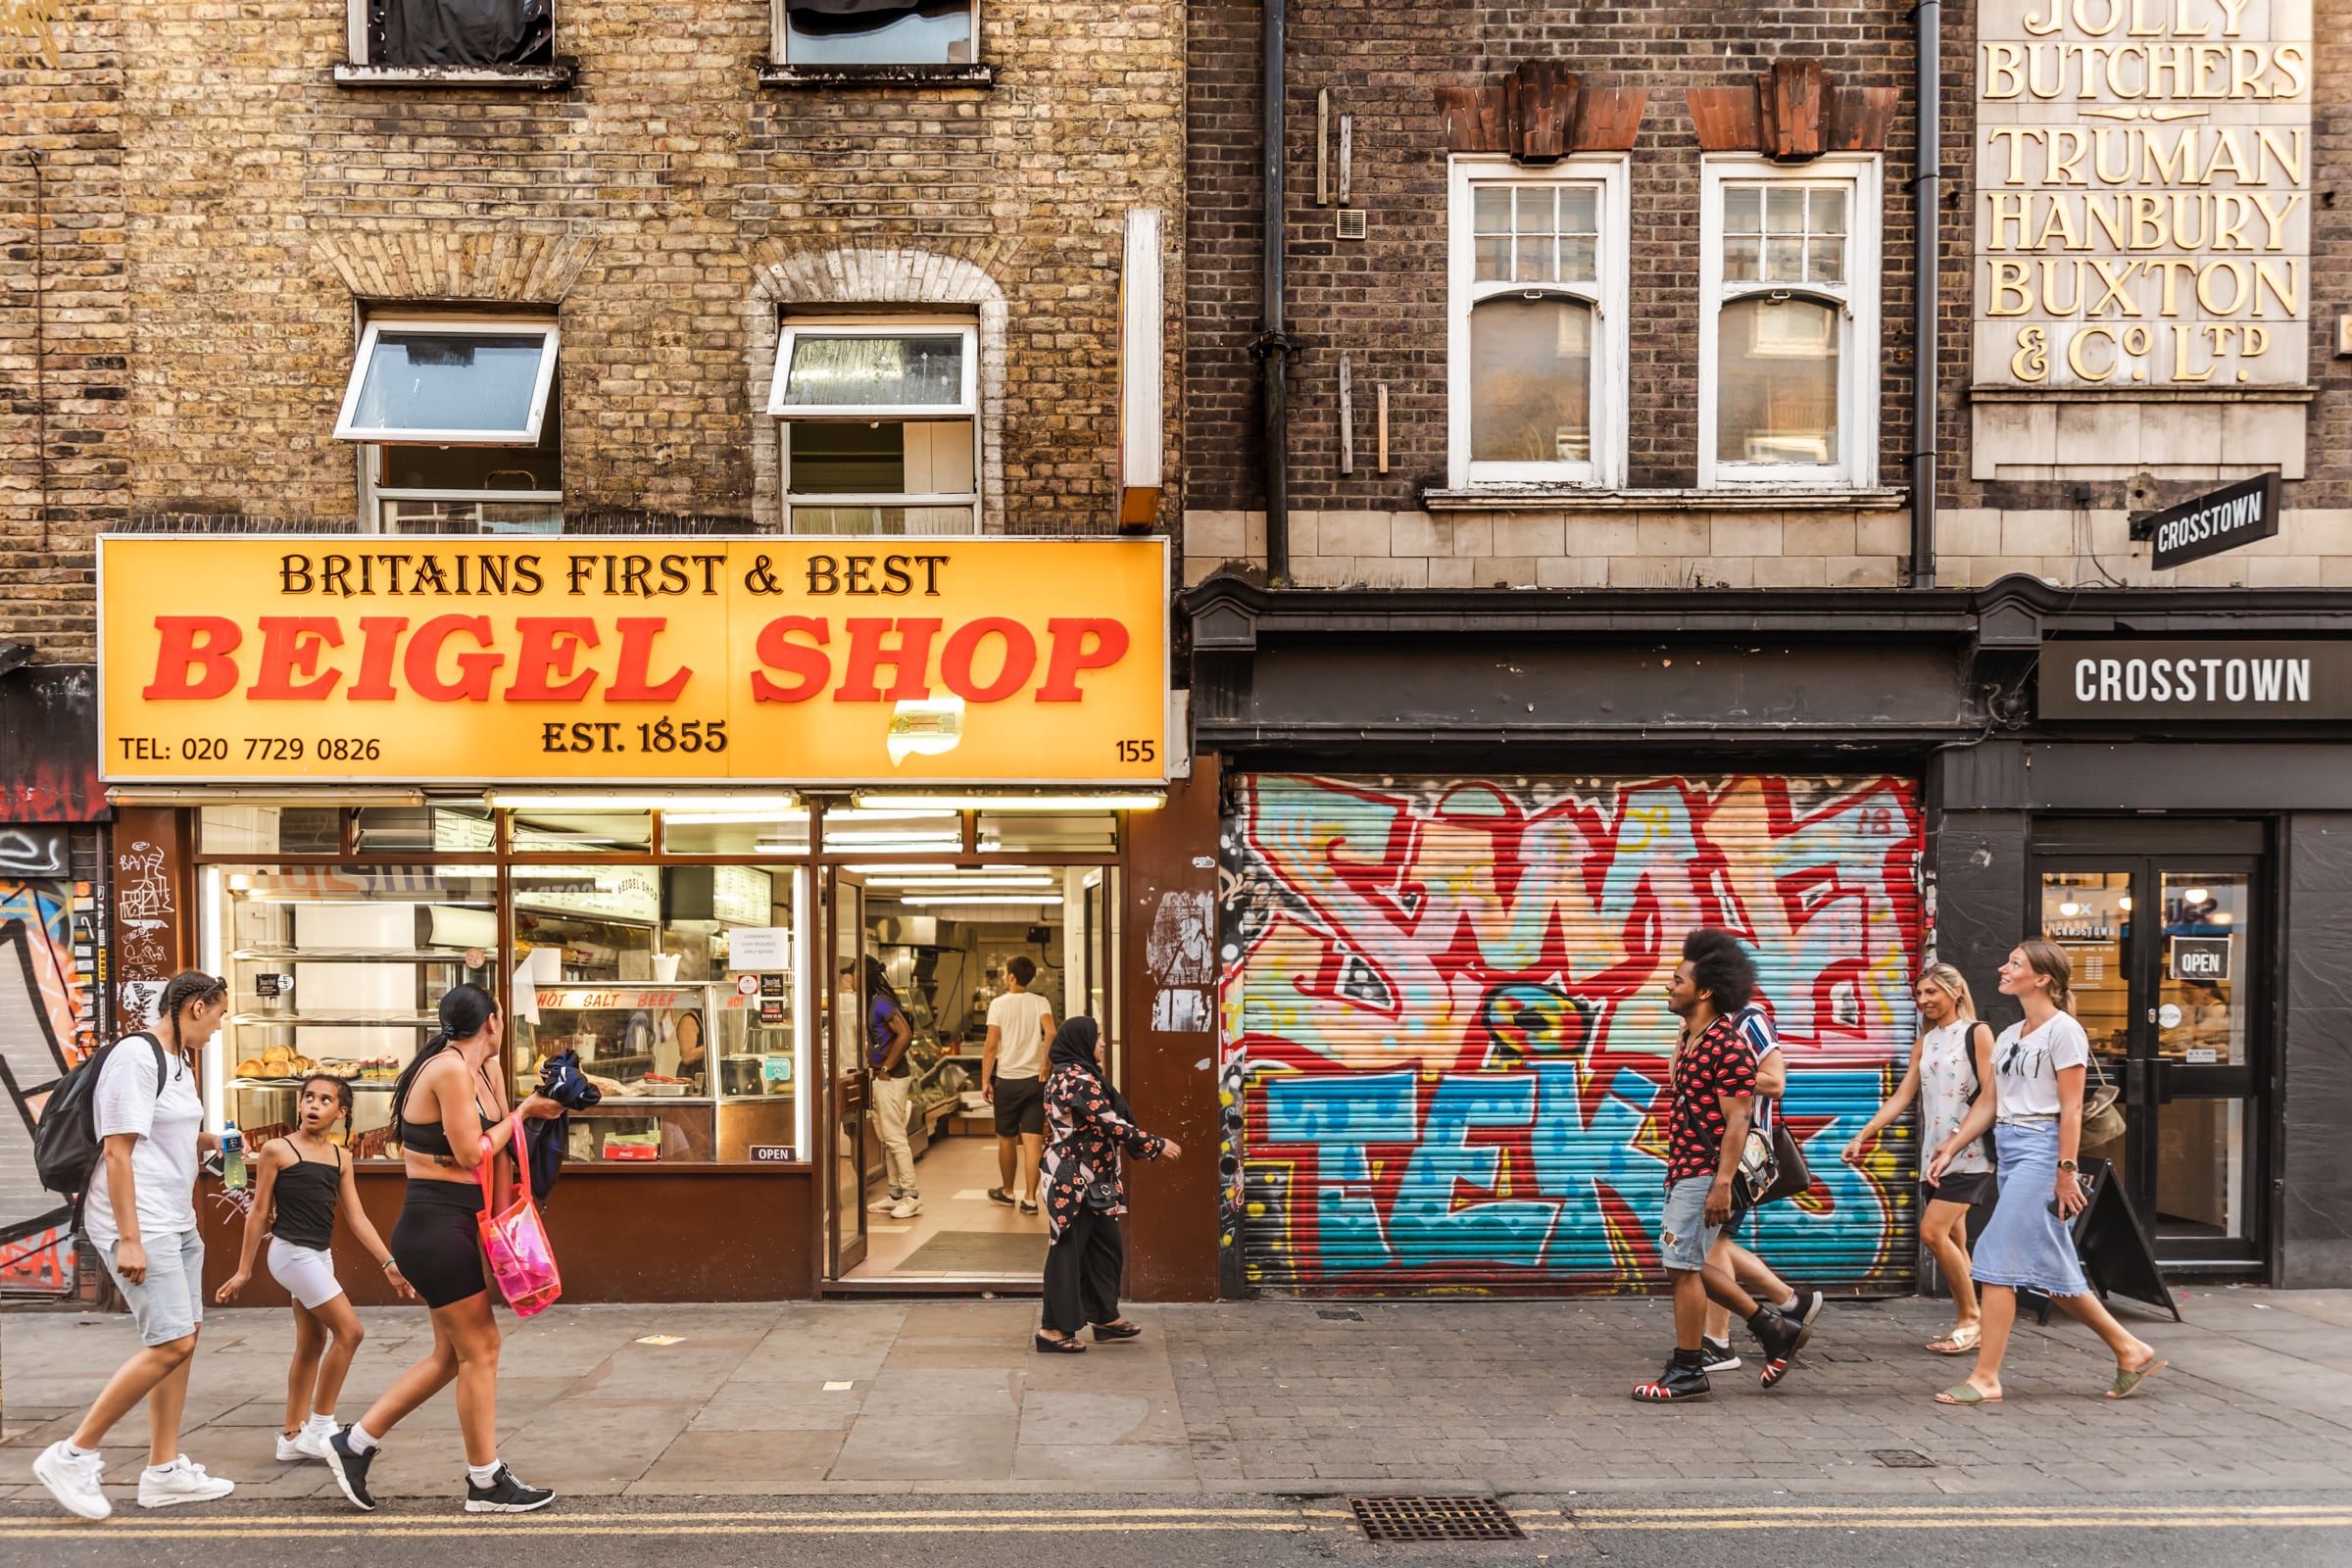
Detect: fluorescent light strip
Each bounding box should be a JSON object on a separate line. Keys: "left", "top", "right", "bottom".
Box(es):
{"left": 867, "top": 876, "right": 1056, "bottom": 889}
{"left": 488, "top": 792, "right": 802, "bottom": 812}
{"left": 900, "top": 895, "right": 1066, "bottom": 906}
{"left": 854, "top": 793, "right": 1164, "bottom": 812}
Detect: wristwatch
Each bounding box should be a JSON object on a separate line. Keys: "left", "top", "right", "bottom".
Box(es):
{"left": 2057, "top": 1157, "right": 2080, "bottom": 1172}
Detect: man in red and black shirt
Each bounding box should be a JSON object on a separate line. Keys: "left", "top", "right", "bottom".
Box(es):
{"left": 1633, "top": 938, "right": 1811, "bottom": 1404}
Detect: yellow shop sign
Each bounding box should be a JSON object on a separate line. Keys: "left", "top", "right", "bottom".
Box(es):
{"left": 99, "top": 536, "right": 1170, "bottom": 785}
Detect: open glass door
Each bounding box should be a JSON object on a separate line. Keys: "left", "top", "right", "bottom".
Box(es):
{"left": 825, "top": 868, "right": 870, "bottom": 1277}
{"left": 2037, "top": 851, "right": 2267, "bottom": 1271}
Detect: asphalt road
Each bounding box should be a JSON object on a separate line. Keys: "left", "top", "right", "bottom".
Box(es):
{"left": 3, "top": 1491, "right": 2350, "bottom": 1568}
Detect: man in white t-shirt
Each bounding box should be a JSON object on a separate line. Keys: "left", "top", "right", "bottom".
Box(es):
{"left": 982, "top": 956, "right": 1054, "bottom": 1215}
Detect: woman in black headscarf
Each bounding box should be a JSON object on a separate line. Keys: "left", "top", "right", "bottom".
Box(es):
{"left": 1035, "top": 1016, "right": 1179, "bottom": 1351}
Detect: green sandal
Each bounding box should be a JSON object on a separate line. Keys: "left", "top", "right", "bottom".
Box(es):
{"left": 2106, "top": 1358, "right": 2167, "bottom": 1399}
{"left": 1935, "top": 1384, "right": 2002, "bottom": 1405}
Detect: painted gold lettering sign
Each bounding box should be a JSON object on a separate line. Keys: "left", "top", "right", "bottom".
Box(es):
{"left": 98, "top": 537, "right": 1170, "bottom": 785}
{"left": 1973, "top": 0, "right": 2311, "bottom": 388}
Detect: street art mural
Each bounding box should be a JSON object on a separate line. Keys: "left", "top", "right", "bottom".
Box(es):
{"left": 1218, "top": 774, "right": 1925, "bottom": 1294}
{"left": 0, "top": 875, "right": 101, "bottom": 1295}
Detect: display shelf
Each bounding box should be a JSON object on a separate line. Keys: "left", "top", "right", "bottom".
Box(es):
{"left": 574, "top": 1097, "right": 717, "bottom": 1108}
{"left": 228, "top": 1011, "right": 443, "bottom": 1027}
{"left": 230, "top": 1077, "right": 404, "bottom": 1091}
{"left": 229, "top": 948, "right": 496, "bottom": 963}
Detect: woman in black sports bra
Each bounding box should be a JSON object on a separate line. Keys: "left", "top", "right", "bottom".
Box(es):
{"left": 321, "top": 985, "right": 563, "bottom": 1516}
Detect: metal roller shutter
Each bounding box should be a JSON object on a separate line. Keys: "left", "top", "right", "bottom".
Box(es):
{"left": 1218, "top": 772, "right": 1925, "bottom": 1297}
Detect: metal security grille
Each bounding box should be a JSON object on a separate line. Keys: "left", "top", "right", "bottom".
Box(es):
{"left": 1221, "top": 772, "right": 1926, "bottom": 1297}
{"left": 1350, "top": 1495, "right": 1524, "bottom": 1542}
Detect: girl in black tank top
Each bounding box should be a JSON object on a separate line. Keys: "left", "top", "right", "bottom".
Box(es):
{"left": 217, "top": 1076, "right": 413, "bottom": 1461}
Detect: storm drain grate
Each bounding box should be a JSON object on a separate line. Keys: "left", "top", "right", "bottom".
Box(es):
{"left": 1316, "top": 1307, "right": 1364, "bottom": 1321}
{"left": 1350, "top": 1495, "right": 1524, "bottom": 1542}
{"left": 1871, "top": 1449, "right": 1938, "bottom": 1469}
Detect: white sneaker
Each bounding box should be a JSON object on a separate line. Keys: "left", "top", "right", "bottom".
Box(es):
{"left": 138, "top": 1454, "right": 235, "bottom": 1508}
{"left": 31, "top": 1440, "right": 110, "bottom": 1521}
{"left": 868, "top": 1191, "right": 905, "bottom": 1212}
{"left": 277, "top": 1428, "right": 333, "bottom": 1462}
{"left": 891, "top": 1196, "right": 921, "bottom": 1218}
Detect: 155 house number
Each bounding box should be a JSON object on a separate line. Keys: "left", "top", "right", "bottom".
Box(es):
{"left": 1115, "top": 739, "right": 1156, "bottom": 763}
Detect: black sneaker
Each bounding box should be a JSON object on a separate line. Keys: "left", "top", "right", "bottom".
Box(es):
{"left": 325, "top": 1429, "right": 376, "bottom": 1511}
{"left": 986, "top": 1187, "right": 1015, "bottom": 1206}
{"left": 1783, "top": 1288, "right": 1826, "bottom": 1330}
{"left": 1699, "top": 1336, "right": 1741, "bottom": 1373}
{"left": 1632, "top": 1348, "right": 1712, "bottom": 1403}
{"left": 465, "top": 1465, "right": 556, "bottom": 1514}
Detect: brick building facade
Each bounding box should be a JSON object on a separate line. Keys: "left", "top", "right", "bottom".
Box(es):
{"left": 2, "top": 0, "right": 1184, "bottom": 665}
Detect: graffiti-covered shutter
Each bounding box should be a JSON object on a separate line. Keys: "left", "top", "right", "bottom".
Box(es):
{"left": 1218, "top": 774, "right": 1924, "bottom": 1297}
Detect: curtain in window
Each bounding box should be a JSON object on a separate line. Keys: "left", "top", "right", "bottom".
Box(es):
{"left": 376, "top": 0, "right": 554, "bottom": 68}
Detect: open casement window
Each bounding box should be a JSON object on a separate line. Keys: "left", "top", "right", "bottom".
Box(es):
{"left": 770, "top": 320, "right": 980, "bottom": 535}
{"left": 1699, "top": 156, "right": 1881, "bottom": 488}
{"left": 1446, "top": 156, "right": 1629, "bottom": 490}
{"left": 776, "top": 0, "right": 978, "bottom": 67}
{"left": 352, "top": 0, "right": 557, "bottom": 69}
{"left": 337, "top": 316, "right": 563, "bottom": 534}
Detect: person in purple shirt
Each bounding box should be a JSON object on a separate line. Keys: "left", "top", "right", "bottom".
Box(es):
{"left": 845, "top": 956, "right": 919, "bottom": 1218}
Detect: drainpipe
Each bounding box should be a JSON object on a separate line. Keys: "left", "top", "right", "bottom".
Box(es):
{"left": 1252, "top": 0, "right": 1293, "bottom": 581}
{"left": 1909, "top": 0, "right": 1940, "bottom": 589}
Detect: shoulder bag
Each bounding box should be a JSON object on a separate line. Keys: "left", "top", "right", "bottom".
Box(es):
{"left": 1730, "top": 1118, "right": 1815, "bottom": 1214}
{"left": 476, "top": 1113, "right": 563, "bottom": 1317}
{"left": 2080, "top": 1049, "right": 2126, "bottom": 1147}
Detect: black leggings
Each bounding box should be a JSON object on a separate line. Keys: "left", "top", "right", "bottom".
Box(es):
{"left": 1042, "top": 1206, "right": 1124, "bottom": 1335}
{"left": 389, "top": 1180, "right": 486, "bottom": 1308}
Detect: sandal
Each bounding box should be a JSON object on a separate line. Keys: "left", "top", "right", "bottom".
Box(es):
{"left": 1928, "top": 1324, "right": 1983, "bottom": 1355}
{"left": 1935, "top": 1383, "right": 2001, "bottom": 1405}
{"left": 1092, "top": 1318, "right": 1144, "bottom": 1342}
{"left": 2106, "top": 1357, "right": 2167, "bottom": 1399}
{"left": 1034, "top": 1333, "right": 1088, "bottom": 1353}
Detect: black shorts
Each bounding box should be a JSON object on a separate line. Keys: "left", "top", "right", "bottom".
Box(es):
{"left": 390, "top": 1179, "right": 486, "bottom": 1308}
{"left": 1923, "top": 1170, "right": 1995, "bottom": 1207}
{"left": 993, "top": 1075, "right": 1045, "bottom": 1138}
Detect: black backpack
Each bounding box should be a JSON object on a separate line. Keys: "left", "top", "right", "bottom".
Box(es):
{"left": 32, "top": 1031, "right": 168, "bottom": 1218}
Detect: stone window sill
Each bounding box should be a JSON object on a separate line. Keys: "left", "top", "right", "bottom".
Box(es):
{"left": 334, "top": 61, "right": 577, "bottom": 90}
{"left": 1421, "top": 485, "right": 1908, "bottom": 514}
{"left": 757, "top": 61, "right": 995, "bottom": 89}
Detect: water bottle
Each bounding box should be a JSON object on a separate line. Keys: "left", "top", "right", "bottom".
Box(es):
{"left": 221, "top": 1123, "right": 246, "bottom": 1191}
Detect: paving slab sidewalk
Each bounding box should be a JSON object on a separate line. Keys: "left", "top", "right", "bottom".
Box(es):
{"left": 1, "top": 1286, "right": 2345, "bottom": 1504}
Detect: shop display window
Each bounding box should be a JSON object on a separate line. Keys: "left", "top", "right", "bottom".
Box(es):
{"left": 204, "top": 865, "right": 501, "bottom": 1161}
{"left": 509, "top": 809, "right": 655, "bottom": 855}
{"left": 821, "top": 807, "right": 963, "bottom": 856}
{"left": 977, "top": 811, "right": 1118, "bottom": 856}
{"left": 662, "top": 807, "right": 811, "bottom": 857}
{"left": 201, "top": 806, "right": 343, "bottom": 857}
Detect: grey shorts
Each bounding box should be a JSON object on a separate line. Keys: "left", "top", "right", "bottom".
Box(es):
{"left": 1657, "top": 1176, "right": 1723, "bottom": 1274}
{"left": 104, "top": 1229, "right": 204, "bottom": 1347}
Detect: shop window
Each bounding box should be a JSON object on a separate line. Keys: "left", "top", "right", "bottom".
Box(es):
{"left": 1699, "top": 157, "right": 1880, "bottom": 487}
{"left": 776, "top": 0, "right": 977, "bottom": 66}
{"left": 352, "top": 805, "right": 497, "bottom": 855}
{"left": 350, "top": 0, "right": 557, "bottom": 70}
{"left": 201, "top": 806, "right": 343, "bottom": 857}
{"left": 508, "top": 809, "right": 654, "bottom": 855}
{"left": 820, "top": 806, "right": 964, "bottom": 856}
{"left": 206, "top": 865, "right": 501, "bottom": 1163}
{"left": 662, "top": 807, "right": 812, "bottom": 858}
{"left": 334, "top": 315, "right": 563, "bottom": 534}
{"left": 769, "top": 320, "right": 979, "bottom": 535}
{"left": 1446, "top": 155, "right": 1629, "bottom": 489}
{"left": 978, "top": 812, "right": 1118, "bottom": 856}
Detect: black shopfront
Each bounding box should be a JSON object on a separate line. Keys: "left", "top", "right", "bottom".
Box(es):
{"left": 1184, "top": 573, "right": 2352, "bottom": 1297}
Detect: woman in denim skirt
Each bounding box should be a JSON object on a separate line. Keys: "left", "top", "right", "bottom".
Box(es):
{"left": 1936, "top": 941, "right": 2166, "bottom": 1405}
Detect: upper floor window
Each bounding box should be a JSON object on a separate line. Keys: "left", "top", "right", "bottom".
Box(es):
{"left": 334, "top": 315, "right": 563, "bottom": 534}
{"left": 1699, "top": 156, "right": 1880, "bottom": 488}
{"left": 778, "top": 0, "right": 977, "bottom": 67}
{"left": 768, "top": 318, "right": 979, "bottom": 534}
{"left": 1446, "top": 156, "right": 1629, "bottom": 489}
{"left": 355, "top": 0, "right": 556, "bottom": 69}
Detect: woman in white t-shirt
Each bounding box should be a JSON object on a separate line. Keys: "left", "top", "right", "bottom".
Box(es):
{"left": 1840, "top": 962, "right": 1996, "bottom": 1356}
{"left": 1935, "top": 941, "right": 2166, "bottom": 1406}
{"left": 31, "top": 971, "right": 234, "bottom": 1520}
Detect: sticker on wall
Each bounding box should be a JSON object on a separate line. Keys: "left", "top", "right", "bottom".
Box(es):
{"left": 1146, "top": 890, "right": 1214, "bottom": 985}
{"left": 1151, "top": 987, "right": 1210, "bottom": 1033}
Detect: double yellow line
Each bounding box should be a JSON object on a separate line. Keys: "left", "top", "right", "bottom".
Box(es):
{"left": 0, "top": 1504, "right": 1311, "bottom": 1541}
{"left": 1569, "top": 1502, "right": 2352, "bottom": 1532}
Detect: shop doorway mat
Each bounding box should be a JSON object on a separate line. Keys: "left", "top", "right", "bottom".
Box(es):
{"left": 897, "top": 1230, "right": 1051, "bottom": 1275}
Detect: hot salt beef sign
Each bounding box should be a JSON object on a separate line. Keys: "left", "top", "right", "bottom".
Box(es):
{"left": 2134, "top": 473, "right": 2280, "bottom": 569}
{"left": 97, "top": 536, "right": 1170, "bottom": 785}
{"left": 2040, "top": 637, "right": 2352, "bottom": 719}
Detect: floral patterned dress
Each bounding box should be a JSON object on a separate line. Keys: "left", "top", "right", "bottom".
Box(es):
{"left": 1040, "top": 1063, "right": 1167, "bottom": 1241}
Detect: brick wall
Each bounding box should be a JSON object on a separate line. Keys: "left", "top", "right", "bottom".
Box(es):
{"left": 1183, "top": 2, "right": 2352, "bottom": 591}
{"left": 0, "top": 0, "right": 1184, "bottom": 660}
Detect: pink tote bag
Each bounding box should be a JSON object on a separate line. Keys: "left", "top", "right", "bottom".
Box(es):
{"left": 475, "top": 1114, "right": 563, "bottom": 1317}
